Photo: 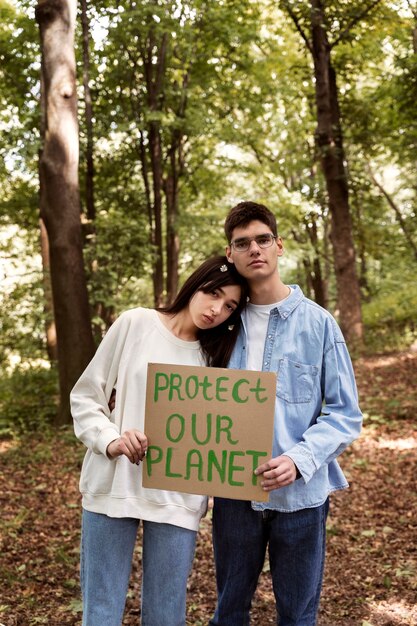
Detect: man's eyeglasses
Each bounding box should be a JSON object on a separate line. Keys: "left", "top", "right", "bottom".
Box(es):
{"left": 230, "top": 234, "right": 277, "bottom": 253}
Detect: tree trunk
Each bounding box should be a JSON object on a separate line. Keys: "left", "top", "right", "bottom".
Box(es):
{"left": 38, "top": 50, "right": 57, "bottom": 363}
{"left": 164, "top": 145, "right": 180, "bottom": 304}
{"left": 323, "top": 216, "right": 331, "bottom": 307}
{"left": 141, "top": 30, "right": 168, "bottom": 307}
{"left": 310, "top": 224, "right": 327, "bottom": 309}
{"left": 164, "top": 74, "right": 188, "bottom": 304}
{"left": 36, "top": 0, "right": 95, "bottom": 425}
{"left": 149, "top": 121, "right": 164, "bottom": 307}
{"left": 138, "top": 128, "right": 164, "bottom": 306}
{"left": 407, "top": 0, "right": 417, "bottom": 52}
{"left": 80, "top": 0, "right": 95, "bottom": 221}
{"left": 39, "top": 217, "right": 58, "bottom": 362}
{"left": 164, "top": 176, "right": 179, "bottom": 304}
{"left": 310, "top": 0, "right": 363, "bottom": 345}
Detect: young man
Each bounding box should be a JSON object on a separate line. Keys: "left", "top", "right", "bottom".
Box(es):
{"left": 209, "top": 201, "right": 363, "bottom": 626}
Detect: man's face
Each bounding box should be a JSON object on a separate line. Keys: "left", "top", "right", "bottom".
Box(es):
{"left": 226, "top": 220, "right": 283, "bottom": 282}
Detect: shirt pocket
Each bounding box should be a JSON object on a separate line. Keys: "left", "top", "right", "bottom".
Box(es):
{"left": 276, "top": 358, "right": 318, "bottom": 403}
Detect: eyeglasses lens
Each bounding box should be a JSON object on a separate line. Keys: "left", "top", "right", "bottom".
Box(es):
{"left": 232, "top": 235, "right": 275, "bottom": 252}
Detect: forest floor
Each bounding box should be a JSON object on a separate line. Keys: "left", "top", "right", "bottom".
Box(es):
{"left": 0, "top": 350, "right": 416, "bottom": 626}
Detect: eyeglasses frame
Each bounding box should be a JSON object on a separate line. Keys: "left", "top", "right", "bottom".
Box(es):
{"left": 229, "top": 233, "right": 278, "bottom": 253}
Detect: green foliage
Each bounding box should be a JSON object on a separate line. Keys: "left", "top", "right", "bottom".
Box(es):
{"left": 0, "top": 364, "right": 58, "bottom": 435}
{"left": 0, "top": 219, "right": 57, "bottom": 437}
{"left": 0, "top": 0, "right": 40, "bottom": 172}
{"left": 364, "top": 284, "right": 417, "bottom": 328}
{"left": 0, "top": 222, "right": 48, "bottom": 368}
{"left": 362, "top": 283, "right": 417, "bottom": 353}
{"left": 1, "top": 0, "right": 417, "bottom": 418}
{"left": 76, "top": 0, "right": 267, "bottom": 327}
{"left": 84, "top": 203, "right": 153, "bottom": 320}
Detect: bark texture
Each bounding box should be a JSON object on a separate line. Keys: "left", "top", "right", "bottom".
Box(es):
{"left": 80, "top": 0, "right": 95, "bottom": 221}
{"left": 310, "top": 0, "right": 363, "bottom": 343}
{"left": 39, "top": 217, "right": 58, "bottom": 362}
{"left": 36, "top": 0, "right": 95, "bottom": 424}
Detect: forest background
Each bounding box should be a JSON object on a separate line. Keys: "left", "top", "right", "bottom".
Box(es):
{"left": 0, "top": 1, "right": 417, "bottom": 625}
{"left": 1, "top": 0, "right": 417, "bottom": 427}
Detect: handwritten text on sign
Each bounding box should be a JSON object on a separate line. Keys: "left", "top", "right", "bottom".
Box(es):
{"left": 143, "top": 363, "right": 276, "bottom": 501}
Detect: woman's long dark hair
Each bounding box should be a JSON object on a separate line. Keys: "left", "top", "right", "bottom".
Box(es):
{"left": 159, "top": 255, "right": 248, "bottom": 368}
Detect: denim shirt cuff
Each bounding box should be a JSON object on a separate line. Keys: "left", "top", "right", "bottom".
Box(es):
{"left": 284, "top": 447, "right": 316, "bottom": 484}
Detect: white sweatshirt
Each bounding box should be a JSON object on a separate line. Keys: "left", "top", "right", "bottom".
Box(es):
{"left": 70, "top": 307, "right": 208, "bottom": 531}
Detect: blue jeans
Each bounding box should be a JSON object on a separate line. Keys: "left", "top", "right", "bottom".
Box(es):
{"left": 81, "top": 509, "right": 197, "bottom": 626}
{"left": 210, "top": 498, "right": 329, "bottom": 626}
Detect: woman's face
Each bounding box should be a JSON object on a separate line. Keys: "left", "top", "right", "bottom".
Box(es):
{"left": 189, "top": 285, "right": 242, "bottom": 330}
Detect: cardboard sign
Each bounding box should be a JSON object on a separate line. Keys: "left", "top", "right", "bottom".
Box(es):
{"left": 143, "top": 363, "right": 276, "bottom": 501}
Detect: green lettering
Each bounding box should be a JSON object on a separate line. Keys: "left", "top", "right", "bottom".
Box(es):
{"left": 185, "top": 375, "right": 199, "bottom": 399}
{"left": 145, "top": 446, "right": 163, "bottom": 476}
{"left": 250, "top": 378, "right": 268, "bottom": 403}
{"left": 207, "top": 449, "right": 227, "bottom": 483}
{"left": 166, "top": 413, "right": 185, "bottom": 443}
{"left": 165, "top": 447, "right": 182, "bottom": 478}
{"left": 185, "top": 449, "right": 204, "bottom": 481}
{"left": 228, "top": 451, "right": 245, "bottom": 486}
{"left": 154, "top": 372, "right": 169, "bottom": 402}
{"left": 246, "top": 450, "right": 268, "bottom": 485}
{"left": 191, "top": 412, "right": 213, "bottom": 445}
{"left": 232, "top": 378, "right": 249, "bottom": 403}
{"left": 200, "top": 376, "right": 213, "bottom": 401}
{"left": 215, "top": 376, "right": 229, "bottom": 401}
{"left": 215, "top": 415, "right": 238, "bottom": 445}
{"left": 168, "top": 373, "right": 184, "bottom": 401}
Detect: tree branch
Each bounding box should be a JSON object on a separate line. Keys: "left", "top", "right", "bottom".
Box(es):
{"left": 280, "top": 1, "right": 313, "bottom": 54}
{"left": 331, "top": 0, "right": 383, "bottom": 49}
{"left": 406, "top": 0, "right": 417, "bottom": 20}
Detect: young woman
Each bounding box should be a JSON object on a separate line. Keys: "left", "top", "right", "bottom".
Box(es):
{"left": 70, "top": 255, "right": 248, "bottom": 626}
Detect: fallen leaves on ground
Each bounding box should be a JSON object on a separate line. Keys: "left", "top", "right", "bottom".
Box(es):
{"left": 0, "top": 351, "right": 416, "bottom": 625}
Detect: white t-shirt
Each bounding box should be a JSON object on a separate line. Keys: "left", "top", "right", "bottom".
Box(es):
{"left": 70, "top": 307, "right": 207, "bottom": 531}
{"left": 246, "top": 288, "right": 292, "bottom": 371}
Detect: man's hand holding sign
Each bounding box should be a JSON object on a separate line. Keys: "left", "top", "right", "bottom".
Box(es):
{"left": 143, "top": 363, "right": 276, "bottom": 501}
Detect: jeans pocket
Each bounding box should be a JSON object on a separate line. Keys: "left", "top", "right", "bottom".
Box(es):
{"left": 276, "top": 358, "right": 318, "bottom": 403}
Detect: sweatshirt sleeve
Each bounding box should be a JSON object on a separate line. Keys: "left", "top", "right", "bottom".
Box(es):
{"left": 70, "top": 311, "right": 133, "bottom": 456}
{"left": 284, "top": 317, "right": 363, "bottom": 483}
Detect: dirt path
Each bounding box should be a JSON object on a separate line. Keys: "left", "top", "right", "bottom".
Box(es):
{"left": 1, "top": 351, "right": 416, "bottom": 625}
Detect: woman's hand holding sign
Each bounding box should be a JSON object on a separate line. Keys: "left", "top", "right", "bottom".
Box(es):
{"left": 107, "top": 429, "right": 148, "bottom": 465}
{"left": 255, "top": 455, "right": 298, "bottom": 491}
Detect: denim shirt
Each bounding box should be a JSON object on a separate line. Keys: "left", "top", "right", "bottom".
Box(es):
{"left": 228, "top": 285, "right": 363, "bottom": 513}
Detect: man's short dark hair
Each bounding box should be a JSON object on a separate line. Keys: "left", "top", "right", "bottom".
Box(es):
{"left": 224, "top": 201, "right": 278, "bottom": 243}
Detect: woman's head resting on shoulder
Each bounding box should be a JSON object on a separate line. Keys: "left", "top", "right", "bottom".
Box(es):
{"left": 161, "top": 256, "right": 249, "bottom": 368}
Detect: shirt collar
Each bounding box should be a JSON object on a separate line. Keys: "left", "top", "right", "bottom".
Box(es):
{"left": 248, "top": 284, "right": 303, "bottom": 320}
{"left": 273, "top": 284, "right": 303, "bottom": 319}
